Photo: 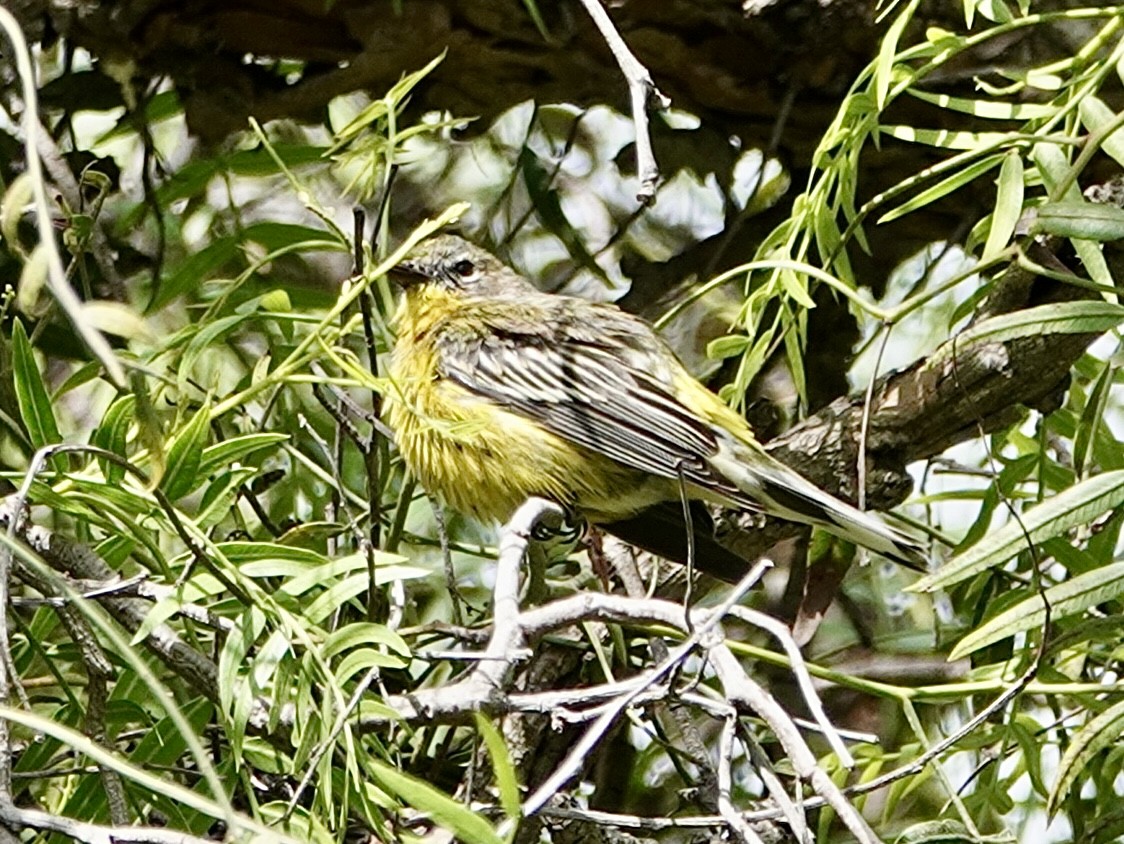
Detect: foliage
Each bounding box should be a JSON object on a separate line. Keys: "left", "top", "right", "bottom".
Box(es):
{"left": 0, "top": 1, "right": 1122, "bottom": 843}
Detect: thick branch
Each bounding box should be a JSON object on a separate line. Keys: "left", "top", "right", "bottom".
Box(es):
{"left": 720, "top": 260, "right": 1110, "bottom": 563}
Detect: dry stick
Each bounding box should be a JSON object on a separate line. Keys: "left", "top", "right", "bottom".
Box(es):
{"left": 511, "top": 561, "right": 770, "bottom": 826}
{"left": 431, "top": 498, "right": 464, "bottom": 626}
{"left": 0, "top": 802, "right": 216, "bottom": 844}
{"left": 727, "top": 605, "right": 854, "bottom": 768}
{"left": 282, "top": 666, "right": 380, "bottom": 822}
{"left": 23, "top": 565, "right": 128, "bottom": 824}
{"left": 717, "top": 713, "right": 765, "bottom": 844}
{"left": 613, "top": 541, "right": 721, "bottom": 808}
{"left": 708, "top": 644, "right": 882, "bottom": 844}
{"left": 739, "top": 725, "right": 811, "bottom": 844}
{"left": 353, "top": 208, "right": 385, "bottom": 622}
{"left": 856, "top": 327, "right": 893, "bottom": 514}
{"left": 575, "top": 0, "right": 670, "bottom": 204}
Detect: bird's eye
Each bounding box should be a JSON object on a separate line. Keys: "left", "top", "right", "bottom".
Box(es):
{"left": 452, "top": 259, "right": 476, "bottom": 278}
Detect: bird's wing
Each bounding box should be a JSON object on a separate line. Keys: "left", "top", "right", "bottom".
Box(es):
{"left": 435, "top": 310, "right": 749, "bottom": 503}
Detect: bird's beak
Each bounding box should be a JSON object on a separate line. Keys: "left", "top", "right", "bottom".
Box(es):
{"left": 390, "top": 257, "right": 428, "bottom": 287}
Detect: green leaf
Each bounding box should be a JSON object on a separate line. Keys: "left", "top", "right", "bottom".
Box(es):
{"left": 874, "top": 0, "right": 919, "bottom": 109}
{"left": 879, "top": 154, "right": 1004, "bottom": 224}
{"left": 277, "top": 551, "right": 421, "bottom": 596}
{"left": 1078, "top": 97, "right": 1124, "bottom": 169}
{"left": 92, "top": 394, "right": 136, "bottom": 485}
{"left": 197, "top": 433, "right": 288, "bottom": 479}
{"left": 368, "top": 757, "right": 504, "bottom": 844}
{"left": 1074, "top": 360, "right": 1114, "bottom": 477}
{"left": 11, "top": 319, "right": 65, "bottom": 473}
{"left": 892, "top": 819, "right": 982, "bottom": 843}
{"left": 322, "top": 622, "right": 410, "bottom": 661}
{"left": 160, "top": 401, "right": 212, "bottom": 500}
{"left": 1048, "top": 697, "right": 1124, "bottom": 815}
{"left": 149, "top": 237, "right": 238, "bottom": 312}
{"left": 1033, "top": 199, "right": 1124, "bottom": 242}
{"left": 707, "top": 334, "right": 750, "bottom": 360}
{"left": 178, "top": 313, "right": 250, "bottom": 395}
{"left": 241, "top": 222, "right": 346, "bottom": 253}
{"left": 948, "top": 561, "right": 1124, "bottom": 659}
{"left": 475, "top": 713, "right": 522, "bottom": 822}
{"left": 981, "top": 150, "right": 1024, "bottom": 262}
{"left": 911, "top": 470, "right": 1124, "bottom": 592}
{"left": 934, "top": 302, "right": 1124, "bottom": 363}
{"left": 905, "top": 89, "right": 1056, "bottom": 121}
{"left": 333, "top": 649, "right": 409, "bottom": 684}
{"left": 224, "top": 542, "right": 330, "bottom": 574}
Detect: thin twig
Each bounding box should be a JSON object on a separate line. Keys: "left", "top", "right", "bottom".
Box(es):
{"left": 727, "top": 605, "right": 854, "bottom": 768}
{"left": 282, "top": 666, "right": 380, "bottom": 821}
{"left": 717, "top": 714, "right": 765, "bottom": 844}
{"left": 575, "top": 0, "right": 669, "bottom": 203}
{"left": 0, "top": 802, "right": 216, "bottom": 844}
{"left": 512, "top": 561, "right": 769, "bottom": 825}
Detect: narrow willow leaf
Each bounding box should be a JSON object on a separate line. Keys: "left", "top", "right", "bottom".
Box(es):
{"left": 80, "top": 300, "right": 153, "bottom": 340}
{"left": 11, "top": 319, "right": 65, "bottom": 473}
{"left": 92, "top": 394, "right": 136, "bottom": 485}
{"left": 932, "top": 302, "right": 1124, "bottom": 368}
{"left": 879, "top": 154, "right": 1004, "bottom": 223}
{"left": 322, "top": 622, "right": 410, "bottom": 660}
{"left": 277, "top": 552, "right": 421, "bottom": 596}
{"left": 178, "top": 313, "right": 249, "bottom": 396}
{"left": 16, "top": 243, "right": 48, "bottom": 311}
{"left": 707, "top": 334, "right": 750, "bottom": 360}
{"left": 1072, "top": 239, "right": 1115, "bottom": 302}
{"left": 1048, "top": 697, "right": 1124, "bottom": 815}
{"left": 220, "top": 541, "right": 329, "bottom": 569}
{"left": 911, "top": 470, "right": 1124, "bottom": 592}
{"left": 197, "top": 432, "right": 288, "bottom": 479}
{"left": 1033, "top": 200, "right": 1124, "bottom": 242}
{"left": 1074, "top": 360, "right": 1114, "bottom": 477}
{"left": 369, "top": 757, "right": 504, "bottom": 844}
{"left": 874, "top": 0, "right": 919, "bottom": 109}
{"left": 160, "top": 400, "right": 212, "bottom": 500}
{"left": 0, "top": 172, "right": 33, "bottom": 253}
{"left": 1078, "top": 97, "right": 1124, "bottom": 168}
{"left": 982, "top": 150, "right": 1024, "bottom": 262}
{"left": 881, "top": 126, "right": 1010, "bottom": 150}
{"left": 893, "top": 819, "right": 983, "bottom": 843}
{"left": 334, "top": 649, "right": 409, "bottom": 685}
{"left": 907, "top": 89, "right": 1056, "bottom": 120}
{"left": 948, "top": 560, "right": 1124, "bottom": 659}
{"left": 149, "top": 237, "right": 238, "bottom": 312}
{"left": 1032, "top": 143, "right": 1078, "bottom": 199}
{"left": 476, "top": 713, "right": 523, "bottom": 821}
{"left": 219, "top": 607, "right": 268, "bottom": 754}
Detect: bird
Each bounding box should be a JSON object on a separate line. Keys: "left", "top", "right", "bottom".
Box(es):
{"left": 384, "top": 234, "right": 926, "bottom": 576}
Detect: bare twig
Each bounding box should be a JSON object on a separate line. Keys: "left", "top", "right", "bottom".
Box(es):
{"left": 0, "top": 802, "right": 216, "bottom": 844}
{"left": 575, "top": 0, "right": 669, "bottom": 203}
{"left": 727, "top": 605, "right": 853, "bottom": 767}
{"left": 717, "top": 714, "right": 765, "bottom": 844}
{"left": 513, "top": 561, "right": 768, "bottom": 825}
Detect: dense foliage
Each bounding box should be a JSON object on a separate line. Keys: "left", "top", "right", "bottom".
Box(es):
{"left": 1, "top": 2, "right": 1124, "bottom": 842}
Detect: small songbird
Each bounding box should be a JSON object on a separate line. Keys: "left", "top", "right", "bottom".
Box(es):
{"left": 385, "top": 234, "right": 925, "bottom": 575}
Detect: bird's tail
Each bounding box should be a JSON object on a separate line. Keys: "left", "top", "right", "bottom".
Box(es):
{"left": 716, "top": 442, "right": 927, "bottom": 571}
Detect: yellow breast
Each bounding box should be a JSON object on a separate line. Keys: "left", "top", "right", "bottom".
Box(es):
{"left": 384, "top": 290, "right": 666, "bottom": 524}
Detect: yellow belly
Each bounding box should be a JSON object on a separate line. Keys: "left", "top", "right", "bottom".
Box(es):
{"left": 385, "top": 373, "right": 668, "bottom": 525}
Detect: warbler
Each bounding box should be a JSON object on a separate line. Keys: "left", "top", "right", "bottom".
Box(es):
{"left": 385, "top": 234, "right": 925, "bottom": 574}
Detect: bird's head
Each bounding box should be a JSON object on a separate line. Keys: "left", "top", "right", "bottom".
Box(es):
{"left": 393, "top": 235, "right": 533, "bottom": 298}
